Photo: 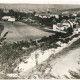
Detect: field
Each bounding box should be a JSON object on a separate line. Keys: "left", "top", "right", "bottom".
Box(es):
{"left": 1, "top": 21, "right": 53, "bottom": 43}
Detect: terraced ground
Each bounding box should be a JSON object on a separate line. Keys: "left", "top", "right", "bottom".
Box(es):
{"left": 0, "top": 21, "right": 53, "bottom": 43}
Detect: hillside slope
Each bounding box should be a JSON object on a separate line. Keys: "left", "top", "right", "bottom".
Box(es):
{"left": 1, "top": 21, "right": 53, "bottom": 43}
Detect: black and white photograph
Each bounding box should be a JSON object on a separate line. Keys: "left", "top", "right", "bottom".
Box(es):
{"left": 0, "top": 0, "right": 80, "bottom": 79}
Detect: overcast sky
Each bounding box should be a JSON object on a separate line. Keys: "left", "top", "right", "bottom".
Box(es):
{"left": 0, "top": 0, "right": 80, "bottom": 4}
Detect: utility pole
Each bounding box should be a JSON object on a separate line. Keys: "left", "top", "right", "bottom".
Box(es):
{"left": 35, "top": 52, "right": 39, "bottom": 70}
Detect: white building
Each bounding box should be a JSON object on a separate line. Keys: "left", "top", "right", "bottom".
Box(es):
{"left": 8, "top": 18, "right": 15, "bottom": 22}
{"left": 2, "top": 16, "right": 11, "bottom": 21}
{"left": 55, "top": 15, "right": 59, "bottom": 19}
{"left": 2, "top": 16, "right": 15, "bottom": 22}
{"left": 53, "top": 24, "right": 58, "bottom": 31}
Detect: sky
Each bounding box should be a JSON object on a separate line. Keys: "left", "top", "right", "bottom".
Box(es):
{"left": 0, "top": 0, "right": 80, "bottom": 4}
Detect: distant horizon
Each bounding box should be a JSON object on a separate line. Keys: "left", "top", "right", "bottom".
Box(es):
{"left": 0, "top": 3, "right": 80, "bottom": 5}
{"left": 0, "top": 0, "right": 80, "bottom": 5}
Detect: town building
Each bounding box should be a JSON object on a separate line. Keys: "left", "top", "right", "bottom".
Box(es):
{"left": 2, "top": 16, "right": 15, "bottom": 22}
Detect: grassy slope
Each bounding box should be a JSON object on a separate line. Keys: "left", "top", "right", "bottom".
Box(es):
{"left": 1, "top": 21, "right": 53, "bottom": 43}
